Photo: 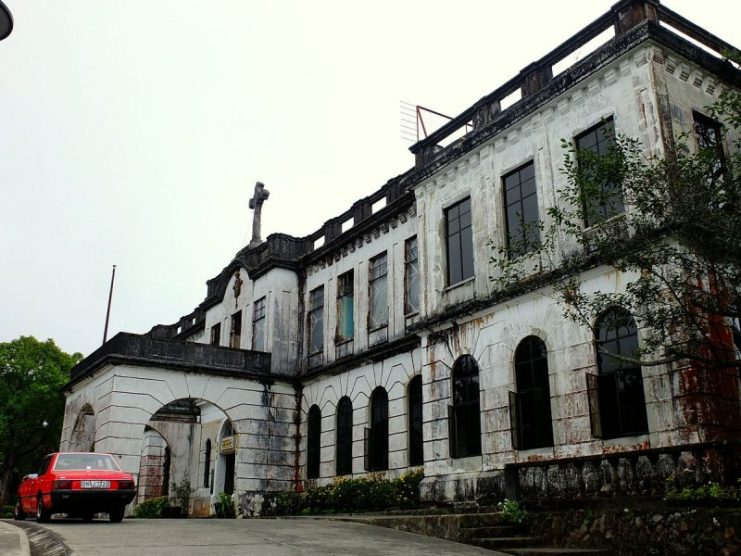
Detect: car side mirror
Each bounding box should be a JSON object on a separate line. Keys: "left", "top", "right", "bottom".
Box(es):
{"left": 23, "top": 473, "right": 38, "bottom": 481}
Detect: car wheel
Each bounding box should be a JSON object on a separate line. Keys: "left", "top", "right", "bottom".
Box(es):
{"left": 14, "top": 502, "right": 26, "bottom": 521}
{"left": 36, "top": 495, "right": 51, "bottom": 523}
{"left": 109, "top": 505, "right": 125, "bottom": 523}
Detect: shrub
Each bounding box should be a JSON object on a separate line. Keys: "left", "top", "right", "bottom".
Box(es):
{"left": 1, "top": 505, "right": 14, "bottom": 518}
{"left": 215, "top": 492, "right": 236, "bottom": 518}
{"left": 172, "top": 479, "right": 191, "bottom": 516}
{"left": 664, "top": 478, "right": 740, "bottom": 505}
{"left": 133, "top": 497, "right": 168, "bottom": 518}
{"left": 498, "top": 498, "right": 528, "bottom": 525}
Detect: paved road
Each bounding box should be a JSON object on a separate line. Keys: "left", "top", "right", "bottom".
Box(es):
{"left": 39, "top": 517, "right": 502, "bottom": 555}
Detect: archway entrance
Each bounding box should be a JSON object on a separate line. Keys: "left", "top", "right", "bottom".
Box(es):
{"left": 136, "top": 398, "right": 232, "bottom": 516}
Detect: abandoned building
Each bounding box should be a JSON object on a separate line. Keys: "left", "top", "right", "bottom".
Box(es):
{"left": 61, "top": 0, "right": 740, "bottom": 516}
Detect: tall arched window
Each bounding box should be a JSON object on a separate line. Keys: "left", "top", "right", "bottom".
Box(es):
{"left": 162, "top": 445, "right": 171, "bottom": 496}
{"left": 450, "top": 355, "right": 481, "bottom": 458}
{"left": 366, "top": 387, "right": 388, "bottom": 471}
{"left": 336, "top": 397, "right": 353, "bottom": 476}
{"left": 408, "top": 376, "right": 423, "bottom": 466}
{"left": 588, "top": 308, "right": 648, "bottom": 439}
{"left": 203, "top": 439, "right": 212, "bottom": 489}
{"left": 510, "top": 336, "right": 553, "bottom": 450}
{"left": 307, "top": 405, "right": 321, "bottom": 479}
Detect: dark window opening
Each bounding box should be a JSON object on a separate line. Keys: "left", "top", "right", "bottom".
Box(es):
{"left": 366, "top": 387, "right": 388, "bottom": 471}
{"left": 449, "top": 355, "right": 481, "bottom": 458}
{"left": 223, "top": 452, "right": 235, "bottom": 495}
{"left": 336, "top": 397, "right": 353, "bottom": 476}
{"left": 587, "top": 307, "right": 648, "bottom": 439}
{"left": 307, "top": 405, "right": 321, "bottom": 479}
{"left": 575, "top": 118, "right": 624, "bottom": 226}
{"left": 510, "top": 336, "right": 554, "bottom": 450}
{"left": 404, "top": 236, "right": 419, "bottom": 315}
{"left": 252, "top": 297, "right": 266, "bottom": 351}
{"left": 229, "top": 311, "right": 242, "bottom": 349}
{"left": 445, "top": 197, "right": 474, "bottom": 285}
{"left": 210, "top": 323, "right": 221, "bottom": 346}
{"left": 408, "top": 375, "right": 423, "bottom": 466}
{"left": 694, "top": 111, "right": 727, "bottom": 180}
{"left": 162, "top": 446, "right": 171, "bottom": 496}
{"left": 503, "top": 161, "right": 540, "bottom": 257}
{"left": 203, "top": 439, "right": 211, "bottom": 489}
{"left": 368, "top": 252, "right": 388, "bottom": 330}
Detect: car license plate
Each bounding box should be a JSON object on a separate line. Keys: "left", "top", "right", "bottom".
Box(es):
{"left": 82, "top": 480, "right": 110, "bottom": 489}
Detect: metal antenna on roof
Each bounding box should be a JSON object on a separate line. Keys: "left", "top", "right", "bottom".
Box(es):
{"left": 103, "top": 265, "right": 116, "bottom": 344}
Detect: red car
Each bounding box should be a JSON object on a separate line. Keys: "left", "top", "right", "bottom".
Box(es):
{"left": 14, "top": 452, "right": 136, "bottom": 523}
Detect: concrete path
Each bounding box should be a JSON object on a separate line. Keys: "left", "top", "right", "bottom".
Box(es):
{"left": 36, "top": 517, "right": 506, "bottom": 555}
{"left": 0, "top": 520, "right": 31, "bottom": 556}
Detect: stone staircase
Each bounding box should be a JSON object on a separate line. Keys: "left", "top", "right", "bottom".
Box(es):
{"left": 457, "top": 513, "right": 612, "bottom": 555}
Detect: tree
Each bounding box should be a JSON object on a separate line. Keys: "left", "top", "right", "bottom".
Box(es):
{"left": 0, "top": 336, "right": 81, "bottom": 506}
{"left": 491, "top": 86, "right": 740, "bottom": 370}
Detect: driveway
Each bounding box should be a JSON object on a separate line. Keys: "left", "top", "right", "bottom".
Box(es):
{"left": 37, "top": 517, "right": 502, "bottom": 555}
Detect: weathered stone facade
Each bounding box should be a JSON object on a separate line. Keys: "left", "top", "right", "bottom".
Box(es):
{"left": 61, "top": 0, "right": 740, "bottom": 516}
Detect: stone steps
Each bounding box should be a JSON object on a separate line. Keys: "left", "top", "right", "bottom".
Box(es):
{"left": 471, "top": 535, "right": 541, "bottom": 550}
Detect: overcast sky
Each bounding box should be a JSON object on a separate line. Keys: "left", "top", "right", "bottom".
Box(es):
{"left": 0, "top": 0, "right": 737, "bottom": 357}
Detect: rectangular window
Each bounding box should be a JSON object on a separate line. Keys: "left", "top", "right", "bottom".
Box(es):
{"left": 337, "top": 271, "right": 354, "bottom": 343}
{"left": 693, "top": 111, "right": 726, "bottom": 178}
{"left": 445, "top": 197, "right": 474, "bottom": 285}
{"left": 229, "top": 311, "right": 241, "bottom": 349}
{"left": 575, "top": 118, "right": 623, "bottom": 226}
{"left": 308, "top": 286, "right": 324, "bottom": 355}
{"left": 503, "top": 162, "right": 540, "bottom": 257}
{"left": 404, "top": 236, "right": 419, "bottom": 315}
{"left": 368, "top": 253, "right": 388, "bottom": 330}
{"left": 210, "top": 323, "right": 221, "bottom": 346}
{"left": 252, "top": 298, "right": 266, "bottom": 351}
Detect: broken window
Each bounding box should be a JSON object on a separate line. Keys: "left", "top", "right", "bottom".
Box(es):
{"left": 365, "top": 387, "right": 388, "bottom": 471}
{"left": 449, "top": 355, "right": 481, "bottom": 458}
{"left": 229, "top": 311, "right": 241, "bottom": 349}
{"left": 693, "top": 111, "right": 726, "bottom": 179}
{"left": 404, "top": 236, "right": 419, "bottom": 315}
{"left": 445, "top": 197, "right": 474, "bottom": 285}
{"left": 575, "top": 118, "right": 624, "bottom": 226}
{"left": 210, "top": 323, "right": 221, "bottom": 346}
{"left": 510, "top": 336, "right": 553, "bottom": 450}
{"left": 252, "top": 297, "right": 266, "bottom": 351}
{"left": 503, "top": 162, "right": 540, "bottom": 257}
{"left": 588, "top": 307, "right": 648, "bottom": 439}
{"left": 307, "top": 405, "right": 321, "bottom": 479}
{"left": 368, "top": 252, "right": 388, "bottom": 330}
{"left": 408, "top": 375, "right": 423, "bottom": 466}
{"left": 336, "top": 396, "right": 353, "bottom": 476}
{"left": 308, "top": 286, "right": 324, "bottom": 356}
{"left": 337, "top": 271, "right": 354, "bottom": 343}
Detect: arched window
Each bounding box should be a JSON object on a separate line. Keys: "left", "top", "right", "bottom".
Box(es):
{"left": 510, "top": 337, "right": 554, "bottom": 450}
{"left": 408, "top": 376, "right": 423, "bottom": 466}
{"left": 366, "top": 387, "right": 388, "bottom": 471}
{"left": 203, "top": 439, "right": 212, "bottom": 489}
{"left": 450, "top": 355, "right": 481, "bottom": 458}
{"left": 336, "top": 397, "right": 353, "bottom": 476}
{"left": 588, "top": 308, "right": 648, "bottom": 439}
{"left": 307, "top": 405, "right": 321, "bottom": 479}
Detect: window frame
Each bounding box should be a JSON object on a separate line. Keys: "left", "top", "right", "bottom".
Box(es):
{"left": 252, "top": 297, "right": 266, "bottom": 351}
{"left": 308, "top": 286, "right": 324, "bottom": 356}
{"left": 336, "top": 271, "right": 354, "bottom": 344}
{"left": 408, "top": 375, "right": 423, "bottom": 466}
{"left": 229, "top": 311, "right": 242, "bottom": 349}
{"left": 366, "top": 387, "right": 389, "bottom": 471}
{"left": 368, "top": 252, "right": 389, "bottom": 331}
{"left": 510, "top": 336, "right": 554, "bottom": 450}
{"left": 210, "top": 323, "right": 221, "bottom": 346}
{"left": 449, "top": 355, "right": 482, "bottom": 459}
{"left": 336, "top": 396, "right": 353, "bottom": 476}
{"left": 404, "top": 236, "right": 419, "bottom": 315}
{"left": 502, "top": 161, "right": 540, "bottom": 258}
{"left": 307, "top": 405, "right": 321, "bottom": 480}
{"left": 444, "top": 197, "right": 474, "bottom": 286}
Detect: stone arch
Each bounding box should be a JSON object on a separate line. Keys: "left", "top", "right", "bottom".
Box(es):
{"left": 69, "top": 403, "right": 96, "bottom": 452}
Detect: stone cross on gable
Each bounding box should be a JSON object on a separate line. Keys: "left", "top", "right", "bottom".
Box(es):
{"left": 248, "top": 181, "right": 270, "bottom": 248}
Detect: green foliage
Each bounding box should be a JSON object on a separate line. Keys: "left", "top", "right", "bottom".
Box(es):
{"left": 0, "top": 336, "right": 82, "bottom": 505}
{"left": 497, "top": 498, "right": 529, "bottom": 525}
{"left": 215, "top": 491, "right": 236, "bottom": 518}
{"left": 133, "top": 497, "right": 168, "bottom": 518}
{"left": 274, "top": 469, "right": 425, "bottom": 515}
{"left": 1, "top": 505, "right": 14, "bottom": 518}
{"left": 664, "top": 478, "right": 740, "bottom": 505}
{"left": 490, "top": 86, "right": 741, "bottom": 370}
{"left": 172, "top": 479, "right": 191, "bottom": 516}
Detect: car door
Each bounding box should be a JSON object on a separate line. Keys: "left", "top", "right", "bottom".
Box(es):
{"left": 31, "top": 455, "right": 54, "bottom": 512}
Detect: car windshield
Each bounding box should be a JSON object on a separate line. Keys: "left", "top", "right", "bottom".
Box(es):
{"left": 53, "top": 453, "right": 120, "bottom": 471}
